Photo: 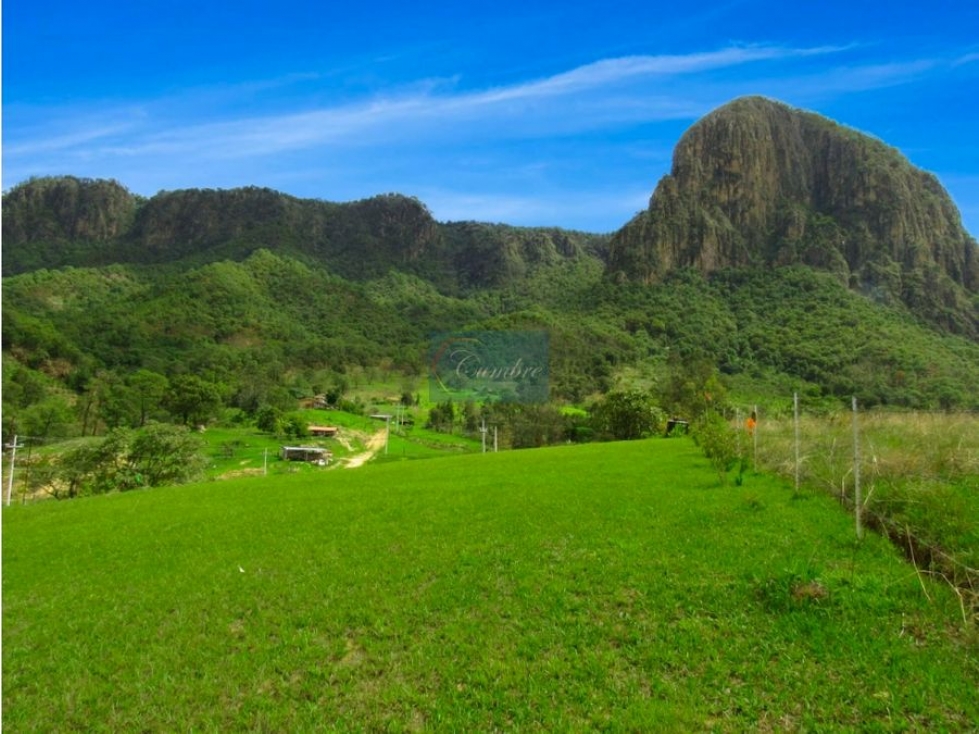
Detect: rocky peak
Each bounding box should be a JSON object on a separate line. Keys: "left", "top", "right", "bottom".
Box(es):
{"left": 607, "top": 96, "right": 977, "bottom": 335}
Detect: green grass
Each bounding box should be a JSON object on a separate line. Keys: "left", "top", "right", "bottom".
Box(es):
{"left": 3, "top": 438, "right": 977, "bottom": 731}
{"left": 199, "top": 426, "right": 289, "bottom": 478}
{"left": 375, "top": 432, "right": 480, "bottom": 463}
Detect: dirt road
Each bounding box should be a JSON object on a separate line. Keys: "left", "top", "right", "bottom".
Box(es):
{"left": 344, "top": 429, "right": 387, "bottom": 468}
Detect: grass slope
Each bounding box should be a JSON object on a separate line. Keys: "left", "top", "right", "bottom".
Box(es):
{"left": 3, "top": 439, "right": 976, "bottom": 731}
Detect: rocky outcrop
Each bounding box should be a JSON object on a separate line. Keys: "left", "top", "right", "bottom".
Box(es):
{"left": 1, "top": 177, "right": 140, "bottom": 271}
{"left": 608, "top": 97, "right": 978, "bottom": 335}
{"left": 127, "top": 186, "right": 300, "bottom": 261}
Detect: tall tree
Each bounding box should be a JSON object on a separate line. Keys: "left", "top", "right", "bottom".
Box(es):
{"left": 19, "top": 395, "right": 75, "bottom": 441}
{"left": 128, "top": 369, "right": 169, "bottom": 426}
{"left": 164, "top": 375, "right": 222, "bottom": 426}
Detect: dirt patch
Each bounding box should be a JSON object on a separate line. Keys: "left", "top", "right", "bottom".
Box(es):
{"left": 218, "top": 468, "right": 266, "bottom": 480}
{"left": 344, "top": 429, "right": 388, "bottom": 469}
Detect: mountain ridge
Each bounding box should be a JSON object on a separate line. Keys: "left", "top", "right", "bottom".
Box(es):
{"left": 3, "top": 96, "right": 977, "bottom": 338}
{"left": 1, "top": 177, "right": 607, "bottom": 293}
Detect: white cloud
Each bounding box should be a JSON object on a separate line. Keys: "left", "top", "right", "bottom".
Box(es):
{"left": 817, "top": 59, "right": 939, "bottom": 91}
{"left": 464, "top": 45, "right": 822, "bottom": 104}
{"left": 2, "top": 115, "right": 141, "bottom": 157}
{"left": 5, "top": 44, "right": 846, "bottom": 166}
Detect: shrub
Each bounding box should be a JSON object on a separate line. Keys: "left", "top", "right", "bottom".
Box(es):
{"left": 692, "top": 413, "right": 740, "bottom": 484}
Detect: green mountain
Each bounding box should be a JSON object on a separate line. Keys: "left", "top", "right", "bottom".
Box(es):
{"left": 1, "top": 178, "right": 606, "bottom": 291}
{"left": 607, "top": 96, "right": 978, "bottom": 337}
{"left": 4, "top": 97, "right": 979, "bottom": 439}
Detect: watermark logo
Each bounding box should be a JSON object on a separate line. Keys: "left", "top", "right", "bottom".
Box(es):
{"left": 429, "top": 330, "right": 549, "bottom": 403}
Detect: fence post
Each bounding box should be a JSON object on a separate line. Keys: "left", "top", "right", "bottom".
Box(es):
{"left": 736, "top": 408, "right": 742, "bottom": 460}
{"left": 793, "top": 393, "right": 800, "bottom": 493}
{"left": 853, "top": 396, "right": 863, "bottom": 540}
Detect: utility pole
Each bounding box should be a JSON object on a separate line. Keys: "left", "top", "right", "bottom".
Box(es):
{"left": 6, "top": 435, "right": 24, "bottom": 507}
{"left": 480, "top": 418, "right": 488, "bottom": 453}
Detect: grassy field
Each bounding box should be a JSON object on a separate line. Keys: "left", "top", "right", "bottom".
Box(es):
{"left": 3, "top": 438, "right": 977, "bottom": 731}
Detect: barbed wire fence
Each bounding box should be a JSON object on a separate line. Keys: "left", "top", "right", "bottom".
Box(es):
{"left": 740, "top": 396, "right": 978, "bottom": 625}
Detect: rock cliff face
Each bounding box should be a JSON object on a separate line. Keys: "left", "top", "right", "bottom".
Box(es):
{"left": 1, "top": 177, "right": 139, "bottom": 270}
{"left": 608, "top": 97, "right": 978, "bottom": 335}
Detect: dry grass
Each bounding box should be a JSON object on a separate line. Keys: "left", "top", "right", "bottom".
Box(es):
{"left": 752, "top": 410, "right": 979, "bottom": 621}
{"left": 753, "top": 411, "right": 977, "bottom": 494}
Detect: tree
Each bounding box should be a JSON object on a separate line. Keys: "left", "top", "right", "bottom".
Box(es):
{"left": 19, "top": 395, "right": 75, "bottom": 441}
{"left": 126, "top": 423, "right": 207, "bottom": 488}
{"left": 51, "top": 424, "right": 206, "bottom": 497}
{"left": 58, "top": 429, "right": 133, "bottom": 497}
{"left": 324, "top": 378, "right": 348, "bottom": 408}
{"left": 426, "top": 400, "right": 455, "bottom": 433}
{"left": 283, "top": 413, "right": 309, "bottom": 439}
{"left": 510, "top": 404, "right": 565, "bottom": 448}
{"left": 591, "top": 390, "right": 664, "bottom": 441}
{"left": 164, "top": 375, "right": 222, "bottom": 426}
{"left": 127, "top": 369, "right": 169, "bottom": 426}
{"left": 462, "top": 400, "right": 480, "bottom": 435}
{"left": 92, "top": 371, "right": 136, "bottom": 429}
{"left": 691, "top": 412, "right": 740, "bottom": 485}
{"left": 657, "top": 357, "right": 728, "bottom": 420}
{"left": 255, "top": 405, "right": 282, "bottom": 434}
{"left": 2, "top": 361, "right": 49, "bottom": 410}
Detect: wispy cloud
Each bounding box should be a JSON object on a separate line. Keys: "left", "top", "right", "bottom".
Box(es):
{"left": 4, "top": 122, "right": 136, "bottom": 157}
{"left": 728, "top": 58, "right": 944, "bottom": 107}
{"left": 5, "top": 44, "right": 846, "bottom": 165}
{"left": 4, "top": 42, "right": 973, "bottom": 230}
{"left": 462, "top": 45, "right": 844, "bottom": 104}
{"left": 814, "top": 59, "right": 940, "bottom": 92}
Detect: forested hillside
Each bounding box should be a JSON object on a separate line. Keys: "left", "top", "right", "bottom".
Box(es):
{"left": 2, "top": 177, "right": 607, "bottom": 292}
{"left": 5, "top": 244, "right": 978, "bottom": 444}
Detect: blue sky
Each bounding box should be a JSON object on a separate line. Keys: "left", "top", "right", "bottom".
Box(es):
{"left": 4, "top": 1, "right": 978, "bottom": 234}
